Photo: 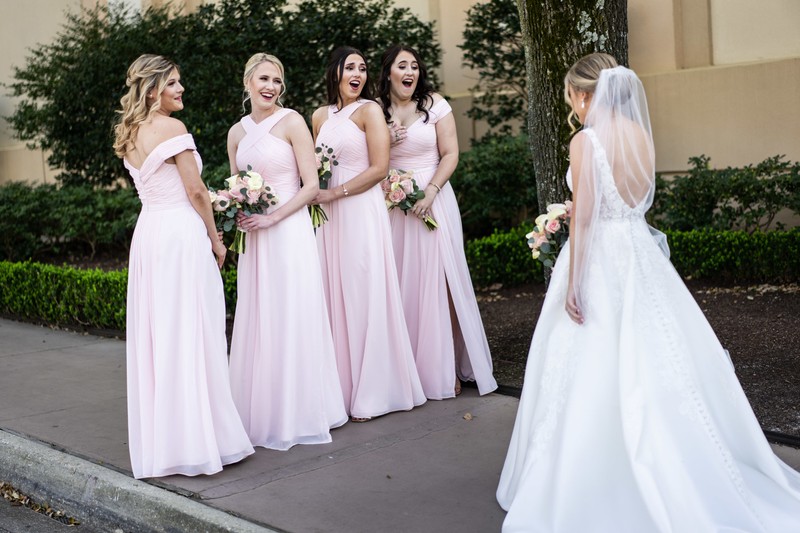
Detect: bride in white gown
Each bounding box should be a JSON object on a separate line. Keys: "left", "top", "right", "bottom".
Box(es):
{"left": 496, "top": 53, "right": 800, "bottom": 532}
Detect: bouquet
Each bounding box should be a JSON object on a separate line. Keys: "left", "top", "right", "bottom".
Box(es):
{"left": 526, "top": 200, "right": 572, "bottom": 269}
{"left": 310, "top": 144, "right": 337, "bottom": 228}
{"left": 208, "top": 165, "right": 278, "bottom": 254}
{"left": 381, "top": 168, "right": 438, "bottom": 231}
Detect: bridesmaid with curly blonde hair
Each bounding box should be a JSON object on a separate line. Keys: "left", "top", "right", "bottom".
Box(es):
{"left": 115, "top": 54, "right": 253, "bottom": 479}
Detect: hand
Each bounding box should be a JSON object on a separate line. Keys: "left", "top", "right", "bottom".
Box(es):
{"left": 389, "top": 124, "right": 407, "bottom": 146}
{"left": 212, "top": 238, "right": 226, "bottom": 269}
{"left": 411, "top": 193, "right": 434, "bottom": 220}
{"left": 314, "top": 188, "right": 338, "bottom": 204}
{"left": 565, "top": 285, "right": 584, "bottom": 324}
{"left": 237, "top": 212, "right": 275, "bottom": 232}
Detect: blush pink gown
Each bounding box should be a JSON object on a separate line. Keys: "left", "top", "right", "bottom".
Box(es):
{"left": 389, "top": 99, "right": 497, "bottom": 399}
{"left": 316, "top": 100, "right": 427, "bottom": 419}
{"left": 124, "top": 134, "right": 254, "bottom": 479}
{"left": 228, "top": 109, "right": 348, "bottom": 449}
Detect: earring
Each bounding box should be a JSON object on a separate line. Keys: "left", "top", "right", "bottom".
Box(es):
{"left": 581, "top": 100, "right": 585, "bottom": 109}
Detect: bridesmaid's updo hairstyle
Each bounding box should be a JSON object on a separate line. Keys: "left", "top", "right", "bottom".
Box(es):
{"left": 113, "top": 54, "right": 179, "bottom": 158}
{"left": 242, "top": 53, "right": 286, "bottom": 112}
{"left": 325, "top": 46, "right": 374, "bottom": 107}
{"left": 563, "top": 52, "right": 618, "bottom": 132}
{"left": 377, "top": 45, "right": 435, "bottom": 125}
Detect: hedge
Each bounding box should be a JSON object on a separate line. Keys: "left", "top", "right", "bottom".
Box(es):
{"left": 2, "top": 229, "right": 798, "bottom": 331}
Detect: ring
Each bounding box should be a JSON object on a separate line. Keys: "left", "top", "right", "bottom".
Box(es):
{"left": 395, "top": 132, "right": 399, "bottom": 139}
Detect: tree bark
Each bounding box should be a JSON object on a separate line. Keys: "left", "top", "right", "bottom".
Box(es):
{"left": 516, "top": 0, "right": 628, "bottom": 214}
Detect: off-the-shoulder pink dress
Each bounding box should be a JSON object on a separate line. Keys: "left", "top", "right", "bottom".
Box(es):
{"left": 389, "top": 99, "right": 497, "bottom": 399}
{"left": 315, "top": 100, "right": 426, "bottom": 419}
{"left": 124, "top": 134, "right": 254, "bottom": 479}
{"left": 228, "top": 109, "right": 348, "bottom": 449}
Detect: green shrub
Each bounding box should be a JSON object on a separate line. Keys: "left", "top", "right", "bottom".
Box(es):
{"left": 650, "top": 155, "right": 800, "bottom": 233}
{"left": 465, "top": 224, "right": 541, "bottom": 287}
{"left": 0, "top": 262, "right": 127, "bottom": 330}
{"left": 452, "top": 134, "right": 537, "bottom": 238}
{"left": 0, "top": 183, "right": 139, "bottom": 262}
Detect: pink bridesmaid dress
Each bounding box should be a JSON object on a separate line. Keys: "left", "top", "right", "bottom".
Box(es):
{"left": 316, "top": 100, "right": 427, "bottom": 419}
{"left": 389, "top": 99, "right": 497, "bottom": 399}
{"left": 124, "top": 134, "right": 254, "bottom": 479}
{"left": 228, "top": 108, "right": 348, "bottom": 449}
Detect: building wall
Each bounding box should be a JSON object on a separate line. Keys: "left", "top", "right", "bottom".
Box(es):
{"left": 1, "top": 0, "right": 799, "bottom": 184}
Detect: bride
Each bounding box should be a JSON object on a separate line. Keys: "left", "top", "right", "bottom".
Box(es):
{"left": 496, "top": 53, "right": 800, "bottom": 532}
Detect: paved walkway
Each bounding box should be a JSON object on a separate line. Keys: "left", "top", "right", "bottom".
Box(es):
{"left": 0, "top": 318, "right": 798, "bottom": 532}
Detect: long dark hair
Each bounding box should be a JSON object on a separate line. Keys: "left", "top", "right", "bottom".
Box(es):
{"left": 377, "top": 44, "right": 435, "bottom": 124}
{"left": 325, "top": 46, "right": 374, "bottom": 107}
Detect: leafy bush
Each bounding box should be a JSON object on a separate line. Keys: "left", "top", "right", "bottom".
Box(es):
{"left": 650, "top": 155, "right": 800, "bottom": 233}
{"left": 452, "top": 134, "right": 537, "bottom": 238}
{"left": 6, "top": 0, "right": 440, "bottom": 186}
{"left": 466, "top": 225, "right": 800, "bottom": 288}
{"left": 459, "top": 0, "right": 525, "bottom": 138}
{"left": 0, "top": 183, "right": 140, "bottom": 262}
{"left": 0, "top": 262, "right": 127, "bottom": 330}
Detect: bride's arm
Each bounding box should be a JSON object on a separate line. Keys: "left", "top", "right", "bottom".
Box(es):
{"left": 566, "top": 132, "right": 587, "bottom": 324}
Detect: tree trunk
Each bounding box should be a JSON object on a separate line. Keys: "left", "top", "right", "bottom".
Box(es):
{"left": 516, "top": 0, "right": 628, "bottom": 215}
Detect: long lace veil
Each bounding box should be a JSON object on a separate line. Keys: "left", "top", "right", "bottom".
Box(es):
{"left": 571, "top": 66, "right": 668, "bottom": 312}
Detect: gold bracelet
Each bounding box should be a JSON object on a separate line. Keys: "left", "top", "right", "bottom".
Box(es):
{"left": 342, "top": 184, "right": 350, "bottom": 197}
{"left": 430, "top": 182, "right": 442, "bottom": 193}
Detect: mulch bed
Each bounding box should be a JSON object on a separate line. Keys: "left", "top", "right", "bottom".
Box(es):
{"left": 476, "top": 281, "right": 800, "bottom": 437}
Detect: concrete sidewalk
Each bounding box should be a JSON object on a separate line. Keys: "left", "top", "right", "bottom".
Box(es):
{"left": 0, "top": 318, "right": 798, "bottom": 533}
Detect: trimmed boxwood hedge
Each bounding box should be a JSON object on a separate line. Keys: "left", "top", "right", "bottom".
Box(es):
{"left": 1, "top": 228, "right": 798, "bottom": 331}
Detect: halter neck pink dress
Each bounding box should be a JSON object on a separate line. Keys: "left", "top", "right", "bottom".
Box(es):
{"left": 124, "top": 134, "right": 254, "bottom": 479}
{"left": 315, "top": 100, "right": 426, "bottom": 419}
{"left": 228, "top": 108, "right": 348, "bottom": 449}
{"left": 389, "top": 98, "right": 497, "bottom": 399}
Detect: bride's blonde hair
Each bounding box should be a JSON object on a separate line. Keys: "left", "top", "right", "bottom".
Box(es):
{"left": 113, "top": 54, "right": 179, "bottom": 158}
{"left": 242, "top": 53, "right": 286, "bottom": 112}
{"left": 563, "top": 52, "right": 618, "bottom": 132}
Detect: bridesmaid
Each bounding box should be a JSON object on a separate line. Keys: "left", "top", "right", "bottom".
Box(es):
{"left": 228, "top": 53, "right": 348, "bottom": 449}
{"left": 378, "top": 45, "right": 497, "bottom": 400}
{"left": 311, "top": 46, "right": 426, "bottom": 422}
{"left": 113, "top": 54, "right": 253, "bottom": 479}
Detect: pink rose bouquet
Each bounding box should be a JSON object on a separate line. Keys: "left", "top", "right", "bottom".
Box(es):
{"left": 208, "top": 165, "right": 278, "bottom": 254}
{"left": 382, "top": 168, "right": 438, "bottom": 231}
{"left": 526, "top": 200, "right": 571, "bottom": 269}
{"left": 310, "top": 144, "right": 338, "bottom": 228}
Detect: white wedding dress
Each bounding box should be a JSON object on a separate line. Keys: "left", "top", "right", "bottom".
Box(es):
{"left": 496, "top": 127, "right": 800, "bottom": 531}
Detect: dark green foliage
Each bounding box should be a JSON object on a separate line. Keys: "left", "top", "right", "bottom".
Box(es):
{"left": 452, "top": 134, "right": 537, "bottom": 238}
{"left": 650, "top": 155, "right": 800, "bottom": 233}
{"left": 5, "top": 0, "right": 439, "bottom": 186}
{"left": 460, "top": 0, "right": 526, "bottom": 138}
{"left": 0, "top": 183, "right": 139, "bottom": 262}
{"left": 466, "top": 225, "right": 800, "bottom": 287}
{"left": 0, "top": 262, "right": 127, "bottom": 330}
{"left": 465, "top": 225, "right": 541, "bottom": 287}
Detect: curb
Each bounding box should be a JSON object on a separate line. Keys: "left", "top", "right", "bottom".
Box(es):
{"left": 0, "top": 429, "right": 280, "bottom": 533}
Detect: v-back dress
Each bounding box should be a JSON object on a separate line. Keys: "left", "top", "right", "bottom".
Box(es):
{"left": 124, "top": 134, "right": 254, "bottom": 479}
{"left": 496, "top": 129, "right": 800, "bottom": 531}
{"left": 389, "top": 98, "right": 497, "bottom": 399}
{"left": 315, "top": 100, "right": 426, "bottom": 419}
{"left": 228, "top": 109, "right": 348, "bottom": 449}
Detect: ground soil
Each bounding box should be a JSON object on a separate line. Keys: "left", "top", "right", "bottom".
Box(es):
{"left": 476, "top": 280, "right": 800, "bottom": 437}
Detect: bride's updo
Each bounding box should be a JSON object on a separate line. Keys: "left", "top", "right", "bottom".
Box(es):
{"left": 563, "top": 52, "right": 618, "bottom": 131}
{"left": 113, "top": 54, "right": 179, "bottom": 158}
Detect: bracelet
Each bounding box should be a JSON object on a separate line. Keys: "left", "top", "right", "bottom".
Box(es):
{"left": 341, "top": 184, "right": 350, "bottom": 197}
{"left": 430, "top": 182, "right": 442, "bottom": 193}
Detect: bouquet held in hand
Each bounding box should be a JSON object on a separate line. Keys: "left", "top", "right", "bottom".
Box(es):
{"left": 527, "top": 200, "right": 572, "bottom": 268}
{"left": 208, "top": 166, "right": 278, "bottom": 254}
{"left": 310, "top": 144, "right": 337, "bottom": 228}
{"left": 381, "top": 168, "right": 438, "bottom": 231}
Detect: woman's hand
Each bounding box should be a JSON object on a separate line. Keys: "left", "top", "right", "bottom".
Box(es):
{"left": 565, "top": 284, "right": 584, "bottom": 325}
{"left": 411, "top": 188, "right": 435, "bottom": 220}
{"left": 212, "top": 238, "right": 226, "bottom": 269}
{"left": 313, "top": 188, "right": 339, "bottom": 204}
{"left": 389, "top": 123, "right": 407, "bottom": 146}
{"left": 236, "top": 212, "right": 276, "bottom": 232}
